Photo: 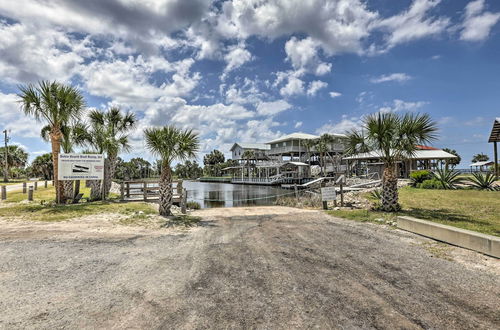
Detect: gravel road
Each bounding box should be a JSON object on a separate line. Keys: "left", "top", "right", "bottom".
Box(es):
{"left": 0, "top": 206, "right": 498, "bottom": 329}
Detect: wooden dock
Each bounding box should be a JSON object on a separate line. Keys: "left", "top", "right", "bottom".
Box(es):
{"left": 119, "top": 180, "right": 185, "bottom": 205}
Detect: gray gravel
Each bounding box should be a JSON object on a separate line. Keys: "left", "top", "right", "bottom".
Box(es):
{"left": 0, "top": 207, "right": 499, "bottom": 329}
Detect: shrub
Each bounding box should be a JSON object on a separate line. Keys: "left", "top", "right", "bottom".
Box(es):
{"left": 186, "top": 201, "right": 201, "bottom": 209}
{"left": 369, "top": 189, "right": 382, "bottom": 200}
{"left": 432, "top": 168, "right": 462, "bottom": 189}
{"left": 409, "top": 170, "right": 432, "bottom": 187}
{"left": 467, "top": 172, "right": 499, "bottom": 191}
{"left": 418, "top": 179, "right": 442, "bottom": 189}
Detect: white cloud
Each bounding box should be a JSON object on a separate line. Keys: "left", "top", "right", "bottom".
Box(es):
{"left": 221, "top": 44, "right": 254, "bottom": 80}
{"left": 0, "top": 92, "right": 44, "bottom": 138}
{"left": 316, "top": 115, "right": 362, "bottom": 134}
{"left": 461, "top": 0, "right": 500, "bottom": 41}
{"left": 375, "top": 0, "right": 450, "bottom": 50}
{"left": 378, "top": 99, "right": 428, "bottom": 113}
{"left": 370, "top": 73, "right": 412, "bottom": 83}
{"left": 279, "top": 76, "right": 305, "bottom": 97}
{"left": 306, "top": 80, "right": 328, "bottom": 96}
{"left": 295, "top": 121, "right": 303, "bottom": 128}
{"left": 256, "top": 100, "right": 292, "bottom": 116}
{"left": 0, "top": 22, "right": 90, "bottom": 83}
{"left": 285, "top": 37, "right": 331, "bottom": 76}
{"left": 329, "top": 91, "right": 342, "bottom": 98}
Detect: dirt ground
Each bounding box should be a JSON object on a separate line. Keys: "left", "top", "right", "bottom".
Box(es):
{"left": 0, "top": 206, "right": 498, "bottom": 329}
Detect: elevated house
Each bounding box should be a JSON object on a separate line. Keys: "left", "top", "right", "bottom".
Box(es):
{"left": 226, "top": 132, "right": 348, "bottom": 184}
{"left": 488, "top": 117, "right": 499, "bottom": 178}
{"left": 343, "top": 146, "right": 458, "bottom": 178}
{"left": 230, "top": 143, "right": 270, "bottom": 163}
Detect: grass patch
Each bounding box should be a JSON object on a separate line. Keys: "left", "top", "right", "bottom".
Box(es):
{"left": 327, "top": 186, "right": 500, "bottom": 236}
{"left": 0, "top": 201, "right": 156, "bottom": 222}
{"left": 0, "top": 182, "right": 155, "bottom": 222}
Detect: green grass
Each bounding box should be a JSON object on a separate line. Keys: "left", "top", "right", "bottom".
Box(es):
{"left": 0, "top": 182, "right": 154, "bottom": 222}
{"left": 327, "top": 186, "right": 500, "bottom": 236}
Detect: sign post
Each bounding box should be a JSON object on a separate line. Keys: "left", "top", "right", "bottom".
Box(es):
{"left": 320, "top": 186, "right": 337, "bottom": 210}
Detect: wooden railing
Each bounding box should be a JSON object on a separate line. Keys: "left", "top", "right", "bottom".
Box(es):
{"left": 120, "top": 180, "right": 187, "bottom": 213}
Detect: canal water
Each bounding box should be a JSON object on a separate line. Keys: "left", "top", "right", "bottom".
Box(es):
{"left": 183, "top": 181, "right": 292, "bottom": 208}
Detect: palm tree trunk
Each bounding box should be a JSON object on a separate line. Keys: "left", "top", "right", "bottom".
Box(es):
{"left": 87, "top": 180, "right": 102, "bottom": 201}
{"left": 381, "top": 165, "right": 400, "bottom": 212}
{"left": 50, "top": 129, "right": 65, "bottom": 203}
{"left": 159, "top": 162, "right": 173, "bottom": 216}
{"left": 63, "top": 180, "right": 74, "bottom": 202}
{"left": 103, "top": 154, "right": 117, "bottom": 198}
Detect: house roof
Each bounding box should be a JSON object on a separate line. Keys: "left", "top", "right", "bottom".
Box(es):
{"left": 416, "top": 145, "right": 439, "bottom": 150}
{"left": 469, "top": 161, "right": 494, "bottom": 167}
{"left": 266, "top": 132, "right": 346, "bottom": 144}
{"left": 343, "top": 149, "right": 458, "bottom": 160}
{"left": 488, "top": 117, "right": 500, "bottom": 143}
{"left": 230, "top": 143, "right": 271, "bottom": 151}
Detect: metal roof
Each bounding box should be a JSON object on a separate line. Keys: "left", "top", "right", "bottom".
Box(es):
{"left": 469, "top": 161, "right": 494, "bottom": 167}
{"left": 343, "top": 149, "right": 458, "bottom": 160}
{"left": 488, "top": 117, "right": 500, "bottom": 143}
{"left": 266, "top": 132, "right": 346, "bottom": 144}
{"left": 230, "top": 143, "right": 271, "bottom": 151}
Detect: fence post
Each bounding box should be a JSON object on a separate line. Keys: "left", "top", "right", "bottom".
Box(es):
{"left": 23, "top": 182, "right": 27, "bottom": 193}
{"left": 34, "top": 181, "right": 38, "bottom": 190}
{"left": 143, "top": 182, "right": 148, "bottom": 202}
{"left": 340, "top": 183, "right": 344, "bottom": 207}
{"left": 181, "top": 188, "right": 187, "bottom": 214}
{"left": 28, "top": 186, "right": 33, "bottom": 201}
{"left": 120, "top": 182, "right": 125, "bottom": 201}
{"left": 126, "top": 182, "right": 130, "bottom": 198}
{"left": 44, "top": 180, "right": 47, "bottom": 188}
{"left": 1, "top": 186, "right": 6, "bottom": 200}
{"left": 321, "top": 181, "right": 328, "bottom": 210}
{"left": 176, "top": 180, "right": 183, "bottom": 195}
{"left": 294, "top": 184, "right": 299, "bottom": 203}
{"left": 52, "top": 180, "right": 54, "bottom": 186}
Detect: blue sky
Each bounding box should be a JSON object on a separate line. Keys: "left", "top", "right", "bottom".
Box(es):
{"left": 0, "top": 0, "right": 499, "bottom": 167}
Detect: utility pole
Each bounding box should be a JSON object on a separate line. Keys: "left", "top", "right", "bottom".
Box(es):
{"left": 3, "top": 129, "right": 10, "bottom": 183}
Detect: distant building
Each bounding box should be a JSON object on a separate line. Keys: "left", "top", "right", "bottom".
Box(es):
{"left": 343, "top": 146, "right": 458, "bottom": 178}
{"left": 230, "top": 143, "right": 270, "bottom": 161}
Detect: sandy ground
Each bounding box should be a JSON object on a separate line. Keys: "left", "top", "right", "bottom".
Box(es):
{"left": 0, "top": 206, "right": 498, "bottom": 329}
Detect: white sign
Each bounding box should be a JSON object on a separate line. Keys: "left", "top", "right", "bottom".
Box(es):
{"left": 321, "top": 186, "right": 337, "bottom": 201}
{"left": 58, "top": 154, "right": 104, "bottom": 181}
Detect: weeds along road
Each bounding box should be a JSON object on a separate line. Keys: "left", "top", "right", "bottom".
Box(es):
{"left": 0, "top": 206, "right": 498, "bottom": 329}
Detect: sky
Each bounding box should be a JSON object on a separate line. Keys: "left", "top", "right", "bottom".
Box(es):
{"left": 0, "top": 0, "right": 499, "bottom": 167}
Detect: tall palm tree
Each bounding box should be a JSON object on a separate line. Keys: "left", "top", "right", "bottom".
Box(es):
{"left": 144, "top": 126, "right": 199, "bottom": 216}
{"left": 88, "top": 108, "right": 136, "bottom": 197}
{"left": 74, "top": 108, "right": 136, "bottom": 199}
{"left": 241, "top": 150, "right": 255, "bottom": 179}
{"left": 18, "top": 81, "right": 85, "bottom": 203}
{"left": 345, "top": 112, "right": 438, "bottom": 212}
{"left": 314, "top": 134, "right": 334, "bottom": 176}
{"left": 41, "top": 124, "right": 78, "bottom": 201}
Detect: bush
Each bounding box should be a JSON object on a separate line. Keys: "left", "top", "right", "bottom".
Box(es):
{"left": 409, "top": 170, "right": 432, "bottom": 187}
{"left": 418, "top": 179, "right": 442, "bottom": 189}
{"left": 467, "top": 172, "right": 499, "bottom": 191}
{"left": 186, "top": 201, "right": 201, "bottom": 210}
{"left": 432, "top": 168, "right": 462, "bottom": 189}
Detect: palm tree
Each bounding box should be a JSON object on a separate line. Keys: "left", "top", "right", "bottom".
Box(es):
{"left": 41, "top": 124, "right": 78, "bottom": 201}
{"left": 18, "top": 81, "right": 85, "bottom": 203}
{"left": 74, "top": 108, "right": 136, "bottom": 199}
{"left": 88, "top": 108, "right": 136, "bottom": 197}
{"left": 314, "top": 134, "right": 334, "bottom": 176}
{"left": 241, "top": 150, "right": 255, "bottom": 179}
{"left": 144, "top": 126, "right": 199, "bottom": 216}
{"left": 345, "top": 112, "right": 438, "bottom": 212}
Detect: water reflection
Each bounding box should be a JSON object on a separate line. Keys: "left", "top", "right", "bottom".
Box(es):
{"left": 183, "top": 181, "right": 289, "bottom": 208}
